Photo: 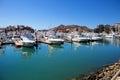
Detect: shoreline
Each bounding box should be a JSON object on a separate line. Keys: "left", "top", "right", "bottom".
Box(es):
{"left": 70, "top": 59, "right": 120, "bottom": 80}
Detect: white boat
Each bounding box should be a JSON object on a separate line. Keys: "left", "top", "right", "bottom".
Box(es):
{"left": 114, "top": 34, "right": 120, "bottom": 38}
{"left": 103, "top": 34, "right": 114, "bottom": 38}
{"left": 14, "top": 40, "right": 23, "bottom": 47}
{"left": 64, "top": 35, "right": 73, "bottom": 42}
{"left": 43, "top": 35, "right": 64, "bottom": 45}
{"left": 20, "top": 36, "right": 35, "bottom": 47}
{"left": 90, "top": 35, "right": 102, "bottom": 41}
{"left": 14, "top": 36, "right": 35, "bottom": 47}
{"left": 12, "top": 35, "right": 21, "bottom": 42}
{"left": 72, "top": 35, "right": 89, "bottom": 42}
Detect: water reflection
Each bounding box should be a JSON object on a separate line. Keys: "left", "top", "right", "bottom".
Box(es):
{"left": 113, "top": 38, "right": 120, "bottom": 47}
{"left": 14, "top": 46, "right": 39, "bottom": 59}
{"left": 102, "top": 38, "right": 113, "bottom": 45}
{"left": 47, "top": 44, "right": 64, "bottom": 57}
{"left": 0, "top": 38, "right": 120, "bottom": 58}
{"left": 0, "top": 47, "right": 5, "bottom": 56}
{"left": 73, "top": 42, "right": 90, "bottom": 50}
{"left": 20, "top": 47, "right": 35, "bottom": 59}
{"left": 0, "top": 45, "right": 9, "bottom": 56}
{"left": 72, "top": 38, "right": 118, "bottom": 51}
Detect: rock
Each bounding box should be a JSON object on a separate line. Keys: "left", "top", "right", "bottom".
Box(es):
{"left": 109, "top": 65, "right": 114, "bottom": 70}
{"left": 71, "top": 77, "right": 78, "bottom": 80}
{"left": 72, "top": 60, "right": 120, "bottom": 80}
{"left": 98, "top": 73, "right": 104, "bottom": 78}
{"left": 106, "top": 68, "right": 109, "bottom": 71}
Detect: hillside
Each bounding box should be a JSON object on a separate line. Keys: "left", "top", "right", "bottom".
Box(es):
{"left": 50, "top": 24, "right": 92, "bottom": 33}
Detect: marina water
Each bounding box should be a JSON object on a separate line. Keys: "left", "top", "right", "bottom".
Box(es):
{"left": 0, "top": 38, "right": 120, "bottom": 80}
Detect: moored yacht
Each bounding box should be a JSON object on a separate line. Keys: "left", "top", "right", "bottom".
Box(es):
{"left": 103, "top": 34, "right": 114, "bottom": 38}
{"left": 114, "top": 34, "right": 120, "bottom": 38}
{"left": 90, "top": 34, "right": 102, "bottom": 41}
{"left": 72, "top": 35, "right": 90, "bottom": 42}
{"left": 20, "top": 36, "right": 35, "bottom": 47}
{"left": 12, "top": 35, "right": 21, "bottom": 42}
{"left": 14, "top": 40, "right": 23, "bottom": 47}
{"left": 42, "top": 35, "right": 64, "bottom": 45}
{"left": 14, "top": 36, "right": 35, "bottom": 47}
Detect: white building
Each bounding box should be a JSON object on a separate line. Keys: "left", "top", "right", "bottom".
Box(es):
{"left": 114, "top": 23, "right": 120, "bottom": 33}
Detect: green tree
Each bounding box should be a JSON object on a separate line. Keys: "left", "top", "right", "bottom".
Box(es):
{"left": 104, "top": 24, "right": 111, "bottom": 34}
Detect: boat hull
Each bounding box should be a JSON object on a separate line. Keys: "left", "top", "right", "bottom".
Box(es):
{"left": 22, "top": 42, "right": 35, "bottom": 47}
{"left": 15, "top": 41, "right": 23, "bottom": 47}
{"left": 72, "top": 38, "right": 89, "bottom": 42}
{"left": 50, "top": 41, "right": 64, "bottom": 45}
{"left": 90, "top": 37, "right": 102, "bottom": 41}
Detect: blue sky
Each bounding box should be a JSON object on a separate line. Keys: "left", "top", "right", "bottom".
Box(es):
{"left": 0, "top": 0, "right": 120, "bottom": 29}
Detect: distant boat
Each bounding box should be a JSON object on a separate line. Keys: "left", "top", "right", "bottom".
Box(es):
{"left": 72, "top": 35, "right": 89, "bottom": 42}
{"left": 42, "top": 35, "right": 64, "bottom": 45}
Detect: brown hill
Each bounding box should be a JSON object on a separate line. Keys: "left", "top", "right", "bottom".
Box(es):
{"left": 50, "top": 24, "right": 92, "bottom": 33}
{"left": 5, "top": 25, "right": 34, "bottom": 32}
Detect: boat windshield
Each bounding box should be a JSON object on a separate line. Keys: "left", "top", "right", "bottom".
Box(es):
{"left": 21, "top": 36, "right": 34, "bottom": 41}
{"left": 27, "top": 36, "right": 34, "bottom": 40}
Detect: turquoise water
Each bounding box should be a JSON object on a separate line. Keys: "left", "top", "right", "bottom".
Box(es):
{"left": 0, "top": 38, "right": 120, "bottom": 80}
